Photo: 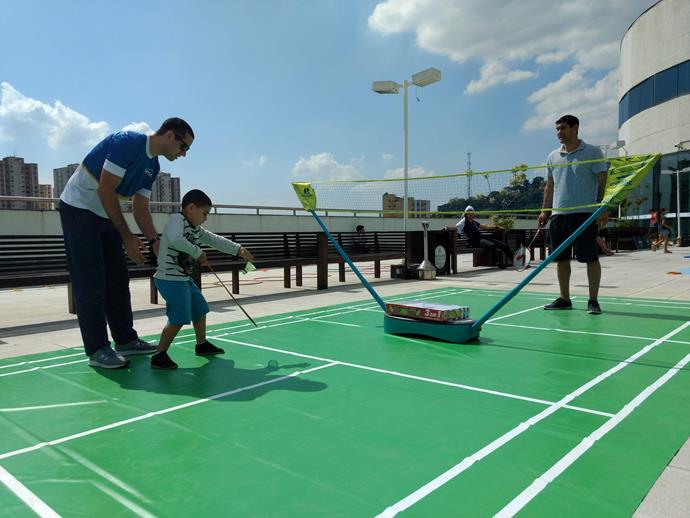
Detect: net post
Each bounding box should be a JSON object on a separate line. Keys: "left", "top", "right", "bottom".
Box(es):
{"left": 309, "top": 210, "right": 387, "bottom": 311}
{"left": 471, "top": 204, "right": 609, "bottom": 333}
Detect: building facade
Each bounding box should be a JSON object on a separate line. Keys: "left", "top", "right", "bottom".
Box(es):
{"left": 37, "top": 184, "right": 53, "bottom": 211}
{"left": 0, "top": 156, "right": 39, "bottom": 210}
{"left": 53, "top": 164, "right": 79, "bottom": 199}
{"left": 618, "top": 0, "right": 690, "bottom": 237}
{"left": 150, "top": 172, "right": 181, "bottom": 213}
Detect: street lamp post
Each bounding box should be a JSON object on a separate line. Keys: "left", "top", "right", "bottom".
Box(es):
{"left": 372, "top": 68, "right": 442, "bottom": 234}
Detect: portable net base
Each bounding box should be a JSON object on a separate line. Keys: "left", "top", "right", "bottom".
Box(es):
{"left": 383, "top": 314, "right": 480, "bottom": 343}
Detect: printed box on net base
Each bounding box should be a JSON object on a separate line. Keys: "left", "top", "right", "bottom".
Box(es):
{"left": 385, "top": 301, "right": 470, "bottom": 322}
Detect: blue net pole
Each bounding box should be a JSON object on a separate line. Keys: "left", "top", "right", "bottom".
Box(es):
{"left": 471, "top": 204, "right": 609, "bottom": 333}
{"left": 309, "top": 210, "right": 387, "bottom": 311}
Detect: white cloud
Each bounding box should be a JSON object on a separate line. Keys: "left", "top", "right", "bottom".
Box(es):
{"left": 382, "top": 153, "right": 394, "bottom": 162}
{"left": 242, "top": 155, "right": 269, "bottom": 168}
{"left": 384, "top": 165, "right": 434, "bottom": 179}
{"left": 122, "top": 121, "right": 153, "bottom": 134}
{"left": 466, "top": 61, "right": 536, "bottom": 94}
{"left": 369, "top": 0, "right": 655, "bottom": 139}
{"left": 292, "top": 152, "right": 360, "bottom": 181}
{"left": 0, "top": 82, "right": 109, "bottom": 150}
{"left": 535, "top": 51, "right": 571, "bottom": 65}
{"left": 523, "top": 67, "right": 619, "bottom": 144}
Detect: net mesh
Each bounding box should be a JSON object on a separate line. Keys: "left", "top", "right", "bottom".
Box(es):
{"left": 293, "top": 154, "right": 660, "bottom": 217}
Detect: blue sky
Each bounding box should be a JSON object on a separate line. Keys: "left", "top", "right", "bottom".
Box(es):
{"left": 0, "top": 0, "right": 656, "bottom": 206}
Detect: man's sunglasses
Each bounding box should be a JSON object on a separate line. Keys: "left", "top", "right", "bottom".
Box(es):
{"left": 173, "top": 132, "right": 190, "bottom": 152}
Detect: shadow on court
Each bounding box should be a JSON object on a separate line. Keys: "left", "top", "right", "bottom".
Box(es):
{"left": 95, "top": 356, "right": 328, "bottom": 401}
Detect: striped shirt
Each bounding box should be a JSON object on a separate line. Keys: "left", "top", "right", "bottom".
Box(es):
{"left": 154, "top": 213, "right": 241, "bottom": 281}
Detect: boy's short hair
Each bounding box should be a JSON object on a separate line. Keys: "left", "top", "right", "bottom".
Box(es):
{"left": 356, "top": 225, "right": 365, "bottom": 232}
{"left": 555, "top": 114, "right": 579, "bottom": 128}
{"left": 182, "top": 189, "right": 212, "bottom": 208}
{"left": 155, "top": 117, "right": 194, "bottom": 139}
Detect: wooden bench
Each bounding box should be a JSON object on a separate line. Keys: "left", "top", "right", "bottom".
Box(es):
{"left": 0, "top": 234, "right": 158, "bottom": 314}
{"left": 0, "top": 231, "right": 408, "bottom": 312}
{"left": 324, "top": 231, "right": 406, "bottom": 284}
{"left": 180, "top": 232, "right": 320, "bottom": 300}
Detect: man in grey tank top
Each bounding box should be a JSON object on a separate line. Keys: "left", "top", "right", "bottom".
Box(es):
{"left": 538, "top": 115, "right": 608, "bottom": 315}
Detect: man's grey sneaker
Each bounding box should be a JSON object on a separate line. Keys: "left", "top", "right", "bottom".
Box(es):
{"left": 544, "top": 297, "right": 573, "bottom": 310}
{"left": 88, "top": 345, "right": 128, "bottom": 369}
{"left": 587, "top": 300, "right": 602, "bottom": 315}
{"left": 151, "top": 351, "right": 178, "bottom": 370}
{"left": 195, "top": 340, "right": 225, "bottom": 356}
{"left": 115, "top": 338, "right": 157, "bottom": 356}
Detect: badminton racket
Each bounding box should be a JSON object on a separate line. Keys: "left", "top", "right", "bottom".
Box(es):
{"left": 513, "top": 228, "right": 542, "bottom": 272}
{"left": 206, "top": 262, "right": 258, "bottom": 327}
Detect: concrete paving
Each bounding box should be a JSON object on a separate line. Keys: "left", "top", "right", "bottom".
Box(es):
{"left": 1, "top": 247, "right": 689, "bottom": 515}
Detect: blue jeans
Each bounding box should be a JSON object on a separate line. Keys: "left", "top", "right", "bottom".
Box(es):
{"left": 59, "top": 201, "right": 138, "bottom": 356}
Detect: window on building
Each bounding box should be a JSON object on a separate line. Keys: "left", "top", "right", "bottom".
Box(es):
{"left": 619, "top": 92, "right": 629, "bottom": 126}
{"left": 654, "top": 66, "right": 678, "bottom": 104}
{"left": 638, "top": 77, "right": 654, "bottom": 112}
{"left": 679, "top": 60, "right": 690, "bottom": 96}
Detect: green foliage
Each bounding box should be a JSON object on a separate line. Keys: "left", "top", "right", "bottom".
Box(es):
{"left": 490, "top": 214, "right": 515, "bottom": 231}
{"left": 437, "top": 165, "right": 545, "bottom": 214}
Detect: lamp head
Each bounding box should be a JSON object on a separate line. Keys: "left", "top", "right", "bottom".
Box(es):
{"left": 411, "top": 68, "right": 442, "bottom": 87}
{"left": 372, "top": 81, "right": 400, "bottom": 94}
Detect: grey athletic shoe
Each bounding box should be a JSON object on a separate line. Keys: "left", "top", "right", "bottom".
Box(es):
{"left": 88, "top": 345, "right": 128, "bottom": 369}
{"left": 115, "top": 338, "right": 157, "bottom": 357}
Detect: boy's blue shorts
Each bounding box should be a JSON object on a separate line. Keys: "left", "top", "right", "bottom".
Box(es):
{"left": 154, "top": 278, "right": 209, "bottom": 326}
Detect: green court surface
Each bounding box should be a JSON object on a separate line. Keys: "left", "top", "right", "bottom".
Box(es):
{"left": 1, "top": 287, "right": 689, "bottom": 517}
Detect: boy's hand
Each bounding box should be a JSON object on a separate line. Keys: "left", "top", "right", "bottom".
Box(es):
{"left": 197, "top": 251, "right": 209, "bottom": 266}
{"left": 239, "top": 247, "right": 254, "bottom": 262}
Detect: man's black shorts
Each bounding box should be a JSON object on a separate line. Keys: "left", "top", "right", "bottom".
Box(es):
{"left": 549, "top": 213, "right": 598, "bottom": 263}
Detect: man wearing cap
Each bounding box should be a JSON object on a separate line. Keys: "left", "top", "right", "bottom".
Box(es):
{"left": 454, "top": 205, "right": 513, "bottom": 268}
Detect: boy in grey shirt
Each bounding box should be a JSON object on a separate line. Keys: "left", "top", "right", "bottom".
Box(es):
{"left": 538, "top": 115, "right": 608, "bottom": 315}
{"left": 152, "top": 189, "right": 254, "bottom": 369}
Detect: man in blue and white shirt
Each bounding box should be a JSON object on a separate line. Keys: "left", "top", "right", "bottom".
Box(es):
{"left": 59, "top": 117, "right": 194, "bottom": 368}
{"left": 538, "top": 115, "right": 608, "bottom": 315}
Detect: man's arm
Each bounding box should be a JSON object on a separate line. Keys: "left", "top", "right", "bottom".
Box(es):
{"left": 132, "top": 193, "right": 160, "bottom": 257}
{"left": 98, "top": 170, "right": 145, "bottom": 265}
{"left": 538, "top": 176, "right": 554, "bottom": 228}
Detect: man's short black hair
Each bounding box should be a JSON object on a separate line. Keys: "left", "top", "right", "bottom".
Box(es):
{"left": 356, "top": 225, "right": 365, "bottom": 232}
{"left": 155, "top": 117, "right": 194, "bottom": 138}
{"left": 182, "top": 189, "right": 212, "bottom": 208}
{"left": 555, "top": 114, "right": 579, "bottom": 128}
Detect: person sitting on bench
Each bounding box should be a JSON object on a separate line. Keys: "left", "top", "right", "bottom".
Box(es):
{"left": 352, "top": 224, "right": 369, "bottom": 253}
{"left": 453, "top": 205, "right": 513, "bottom": 268}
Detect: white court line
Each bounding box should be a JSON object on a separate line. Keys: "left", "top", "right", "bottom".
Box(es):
{"left": 0, "top": 359, "right": 85, "bottom": 378}
{"left": 174, "top": 289, "right": 465, "bottom": 344}
{"left": 0, "top": 464, "right": 60, "bottom": 517}
{"left": 0, "top": 352, "right": 83, "bottom": 370}
{"left": 488, "top": 322, "right": 690, "bottom": 346}
{"left": 375, "top": 320, "right": 690, "bottom": 517}
{"left": 0, "top": 401, "right": 106, "bottom": 413}
{"left": 496, "top": 348, "right": 690, "bottom": 517}
{"left": 486, "top": 305, "right": 544, "bottom": 323}
{"left": 308, "top": 319, "right": 361, "bottom": 328}
{"left": 174, "top": 287, "right": 463, "bottom": 339}
{"left": 0, "top": 362, "right": 337, "bottom": 462}
{"left": 212, "top": 336, "right": 613, "bottom": 418}
{"left": 91, "top": 481, "right": 155, "bottom": 518}
{"left": 62, "top": 447, "right": 151, "bottom": 504}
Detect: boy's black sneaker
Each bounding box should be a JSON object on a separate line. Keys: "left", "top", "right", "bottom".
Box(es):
{"left": 195, "top": 341, "right": 225, "bottom": 356}
{"left": 151, "top": 351, "right": 178, "bottom": 370}
{"left": 587, "top": 300, "right": 602, "bottom": 315}
{"left": 544, "top": 297, "right": 573, "bottom": 310}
